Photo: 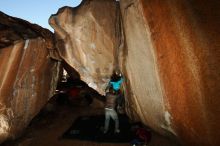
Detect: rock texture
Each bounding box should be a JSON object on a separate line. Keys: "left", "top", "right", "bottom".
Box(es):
{"left": 120, "top": 0, "right": 220, "bottom": 146}
{"left": 49, "top": 0, "right": 119, "bottom": 95}
{"left": 0, "top": 12, "right": 60, "bottom": 143}
{"left": 50, "top": 0, "right": 220, "bottom": 146}
{"left": 119, "top": 0, "right": 168, "bottom": 137}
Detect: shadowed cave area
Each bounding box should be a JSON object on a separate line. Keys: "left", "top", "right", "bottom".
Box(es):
{"left": 0, "top": 0, "right": 220, "bottom": 146}
{"left": 1, "top": 64, "right": 179, "bottom": 146}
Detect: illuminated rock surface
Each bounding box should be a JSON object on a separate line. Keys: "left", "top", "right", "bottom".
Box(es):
{"left": 120, "top": 0, "right": 220, "bottom": 145}
{"left": 51, "top": 0, "right": 220, "bottom": 145}
{"left": 0, "top": 0, "right": 220, "bottom": 145}
{"left": 0, "top": 12, "right": 60, "bottom": 143}
{"left": 49, "top": 0, "right": 118, "bottom": 95}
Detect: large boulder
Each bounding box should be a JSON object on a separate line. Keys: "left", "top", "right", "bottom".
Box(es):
{"left": 120, "top": 0, "right": 220, "bottom": 146}
{"left": 50, "top": 0, "right": 220, "bottom": 145}
{"left": 49, "top": 0, "right": 119, "bottom": 95}
{"left": 0, "top": 12, "right": 61, "bottom": 143}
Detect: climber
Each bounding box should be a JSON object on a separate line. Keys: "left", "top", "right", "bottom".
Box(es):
{"left": 105, "top": 69, "right": 123, "bottom": 93}
{"left": 105, "top": 69, "right": 124, "bottom": 113}
{"left": 103, "top": 87, "right": 120, "bottom": 134}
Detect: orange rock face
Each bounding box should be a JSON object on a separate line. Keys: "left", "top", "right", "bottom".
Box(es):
{"left": 119, "top": 0, "right": 169, "bottom": 137}
{"left": 120, "top": 0, "right": 220, "bottom": 145}
{"left": 0, "top": 12, "right": 60, "bottom": 143}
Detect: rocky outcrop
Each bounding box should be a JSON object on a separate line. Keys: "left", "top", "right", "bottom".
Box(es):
{"left": 0, "top": 12, "right": 61, "bottom": 143}
{"left": 49, "top": 0, "right": 119, "bottom": 95}
{"left": 50, "top": 0, "right": 220, "bottom": 145}
{"left": 120, "top": 0, "right": 220, "bottom": 146}
{"left": 119, "top": 0, "right": 168, "bottom": 137}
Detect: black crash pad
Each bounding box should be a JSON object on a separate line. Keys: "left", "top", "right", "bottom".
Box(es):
{"left": 62, "top": 114, "right": 135, "bottom": 143}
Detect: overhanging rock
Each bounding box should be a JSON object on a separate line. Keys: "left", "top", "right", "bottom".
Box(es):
{"left": 49, "top": 0, "right": 119, "bottom": 95}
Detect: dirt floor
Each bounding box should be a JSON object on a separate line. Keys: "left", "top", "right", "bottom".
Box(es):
{"left": 2, "top": 96, "right": 181, "bottom": 146}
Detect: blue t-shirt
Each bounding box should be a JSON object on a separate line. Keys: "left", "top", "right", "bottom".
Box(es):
{"left": 110, "top": 77, "right": 123, "bottom": 91}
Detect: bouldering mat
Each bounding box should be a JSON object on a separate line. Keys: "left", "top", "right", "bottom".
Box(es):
{"left": 62, "top": 114, "right": 135, "bottom": 143}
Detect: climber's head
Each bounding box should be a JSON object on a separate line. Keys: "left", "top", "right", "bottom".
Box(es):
{"left": 113, "top": 69, "right": 122, "bottom": 77}
{"left": 111, "top": 69, "right": 122, "bottom": 82}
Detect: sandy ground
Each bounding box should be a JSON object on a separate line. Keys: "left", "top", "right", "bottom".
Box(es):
{"left": 2, "top": 98, "right": 181, "bottom": 146}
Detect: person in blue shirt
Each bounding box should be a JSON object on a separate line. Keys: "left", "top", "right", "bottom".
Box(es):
{"left": 106, "top": 70, "right": 123, "bottom": 94}
{"left": 110, "top": 75, "right": 123, "bottom": 92}
{"left": 105, "top": 70, "right": 124, "bottom": 113}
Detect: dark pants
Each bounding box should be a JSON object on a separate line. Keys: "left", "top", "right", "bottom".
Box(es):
{"left": 114, "top": 90, "right": 124, "bottom": 107}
